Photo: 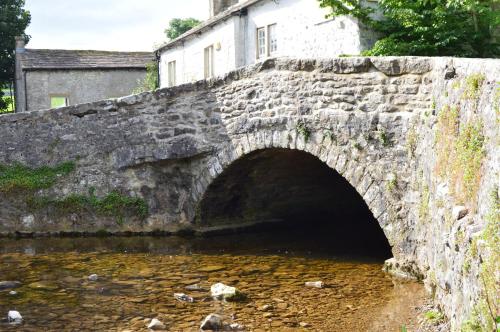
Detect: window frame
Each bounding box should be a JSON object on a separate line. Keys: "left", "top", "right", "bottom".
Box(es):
{"left": 49, "top": 94, "right": 69, "bottom": 108}
{"left": 167, "top": 60, "right": 176, "bottom": 87}
{"left": 256, "top": 23, "right": 277, "bottom": 60}
{"left": 204, "top": 45, "right": 214, "bottom": 79}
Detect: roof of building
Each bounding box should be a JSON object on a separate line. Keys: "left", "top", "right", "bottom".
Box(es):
{"left": 20, "top": 49, "right": 154, "bottom": 70}
{"left": 156, "top": 0, "right": 263, "bottom": 53}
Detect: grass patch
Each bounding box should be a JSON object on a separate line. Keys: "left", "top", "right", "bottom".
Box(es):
{"left": 435, "top": 105, "right": 485, "bottom": 207}
{"left": 462, "top": 73, "right": 485, "bottom": 101}
{"left": 29, "top": 189, "right": 149, "bottom": 224}
{"left": 424, "top": 310, "right": 444, "bottom": 324}
{"left": 0, "top": 162, "right": 75, "bottom": 193}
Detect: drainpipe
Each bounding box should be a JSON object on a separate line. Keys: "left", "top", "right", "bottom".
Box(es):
{"left": 155, "top": 50, "right": 161, "bottom": 89}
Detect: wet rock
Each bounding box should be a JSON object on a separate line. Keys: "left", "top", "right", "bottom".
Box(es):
{"left": 229, "top": 322, "right": 245, "bottom": 330}
{"left": 299, "top": 322, "right": 310, "bottom": 328}
{"left": 452, "top": 206, "right": 468, "bottom": 220}
{"left": 8, "top": 310, "right": 22, "bottom": 324}
{"left": 147, "top": 318, "right": 166, "bottom": 330}
{"left": 258, "top": 304, "right": 273, "bottom": 311}
{"left": 0, "top": 281, "right": 21, "bottom": 290}
{"left": 9, "top": 291, "right": 17, "bottom": 296}
{"left": 304, "top": 281, "right": 324, "bottom": 288}
{"left": 211, "top": 283, "right": 246, "bottom": 301}
{"left": 198, "top": 265, "right": 225, "bottom": 272}
{"left": 88, "top": 274, "right": 99, "bottom": 281}
{"left": 174, "top": 293, "right": 194, "bottom": 303}
{"left": 200, "top": 313, "right": 223, "bottom": 330}
{"left": 185, "top": 284, "right": 204, "bottom": 291}
{"left": 28, "top": 281, "right": 58, "bottom": 290}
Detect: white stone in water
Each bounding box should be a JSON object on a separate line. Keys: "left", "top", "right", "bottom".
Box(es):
{"left": 200, "top": 313, "right": 223, "bottom": 330}
{"left": 9, "top": 291, "right": 17, "bottom": 295}
{"left": 88, "top": 274, "right": 99, "bottom": 281}
{"left": 174, "top": 293, "right": 194, "bottom": 302}
{"left": 229, "top": 322, "right": 245, "bottom": 330}
{"left": 8, "top": 310, "right": 22, "bottom": 324}
{"left": 305, "top": 281, "right": 324, "bottom": 288}
{"left": 147, "top": 318, "right": 166, "bottom": 330}
{"left": 210, "top": 282, "right": 244, "bottom": 301}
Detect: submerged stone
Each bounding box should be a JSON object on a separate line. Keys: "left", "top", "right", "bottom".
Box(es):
{"left": 200, "top": 313, "right": 223, "bottom": 330}
{"left": 8, "top": 310, "right": 22, "bottom": 324}
{"left": 147, "top": 318, "right": 166, "bottom": 330}
{"left": 28, "top": 281, "right": 58, "bottom": 290}
{"left": 88, "top": 274, "right": 99, "bottom": 281}
{"left": 174, "top": 293, "right": 194, "bottom": 303}
{"left": 210, "top": 282, "right": 246, "bottom": 301}
{"left": 198, "top": 265, "right": 226, "bottom": 272}
{"left": 305, "top": 281, "right": 324, "bottom": 288}
{"left": 0, "top": 281, "right": 21, "bottom": 290}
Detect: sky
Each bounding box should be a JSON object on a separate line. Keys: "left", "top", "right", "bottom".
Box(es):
{"left": 24, "top": 0, "right": 209, "bottom": 51}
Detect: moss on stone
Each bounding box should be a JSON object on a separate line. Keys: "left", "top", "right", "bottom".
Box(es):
{"left": 0, "top": 162, "right": 75, "bottom": 193}
{"left": 462, "top": 73, "right": 485, "bottom": 101}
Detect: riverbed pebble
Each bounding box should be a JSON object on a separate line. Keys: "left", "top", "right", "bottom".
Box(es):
{"left": 147, "top": 318, "right": 166, "bottom": 330}
{"left": 200, "top": 313, "right": 223, "bottom": 330}
{"left": 8, "top": 310, "right": 22, "bottom": 324}
{"left": 0, "top": 281, "right": 21, "bottom": 290}
{"left": 9, "top": 291, "right": 17, "bottom": 295}
{"left": 88, "top": 274, "right": 99, "bottom": 281}
{"left": 211, "top": 282, "right": 245, "bottom": 301}
{"left": 305, "top": 281, "right": 324, "bottom": 288}
{"left": 174, "top": 293, "right": 194, "bottom": 303}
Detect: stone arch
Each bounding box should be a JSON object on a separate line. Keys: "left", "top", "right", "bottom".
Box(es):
{"left": 191, "top": 126, "right": 395, "bottom": 248}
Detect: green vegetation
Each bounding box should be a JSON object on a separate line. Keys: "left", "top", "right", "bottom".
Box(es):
{"left": 0, "top": 95, "right": 14, "bottom": 114}
{"left": 0, "top": 0, "right": 31, "bottom": 113}
{"left": 378, "top": 129, "right": 390, "bottom": 147}
{"left": 406, "top": 125, "right": 418, "bottom": 157}
{"left": 318, "top": 0, "right": 499, "bottom": 57}
{"left": 424, "top": 309, "right": 445, "bottom": 324}
{"left": 419, "top": 184, "right": 430, "bottom": 222}
{"left": 296, "top": 121, "right": 312, "bottom": 142}
{"left": 462, "top": 73, "right": 486, "bottom": 101}
{"left": 386, "top": 176, "right": 397, "bottom": 192}
{"left": 165, "top": 18, "right": 201, "bottom": 40}
{"left": 323, "top": 129, "right": 336, "bottom": 142}
{"left": 133, "top": 61, "right": 159, "bottom": 93}
{"left": 0, "top": 162, "right": 75, "bottom": 193}
{"left": 29, "top": 189, "right": 149, "bottom": 224}
{"left": 435, "top": 101, "right": 485, "bottom": 207}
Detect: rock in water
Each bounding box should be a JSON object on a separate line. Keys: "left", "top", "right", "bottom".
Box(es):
{"left": 174, "top": 293, "right": 194, "bottom": 303}
{"left": 305, "top": 281, "right": 324, "bottom": 288}
{"left": 0, "top": 281, "right": 21, "bottom": 290}
{"left": 8, "top": 310, "right": 22, "bottom": 324}
{"left": 147, "top": 318, "right": 166, "bottom": 330}
{"left": 210, "top": 283, "right": 246, "bottom": 301}
{"left": 88, "top": 274, "right": 99, "bottom": 281}
{"left": 200, "top": 314, "right": 223, "bottom": 330}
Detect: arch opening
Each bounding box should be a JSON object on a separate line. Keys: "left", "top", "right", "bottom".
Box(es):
{"left": 197, "top": 148, "right": 391, "bottom": 259}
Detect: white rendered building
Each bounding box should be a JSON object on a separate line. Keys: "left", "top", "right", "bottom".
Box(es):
{"left": 157, "top": 0, "right": 377, "bottom": 88}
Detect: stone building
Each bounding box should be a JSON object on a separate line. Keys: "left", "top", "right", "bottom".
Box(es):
{"left": 14, "top": 38, "right": 153, "bottom": 112}
{"left": 157, "top": 0, "right": 378, "bottom": 87}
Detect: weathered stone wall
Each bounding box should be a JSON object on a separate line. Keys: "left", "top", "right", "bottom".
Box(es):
{"left": 24, "top": 69, "right": 147, "bottom": 111}
{"left": 0, "top": 57, "right": 498, "bottom": 330}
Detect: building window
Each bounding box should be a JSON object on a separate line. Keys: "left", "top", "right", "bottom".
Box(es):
{"left": 256, "top": 24, "right": 277, "bottom": 59}
{"left": 50, "top": 95, "right": 68, "bottom": 108}
{"left": 204, "top": 45, "right": 214, "bottom": 79}
{"left": 268, "top": 24, "right": 278, "bottom": 55}
{"left": 167, "top": 60, "right": 176, "bottom": 87}
{"left": 257, "top": 27, "right": 266, "bottom": 58}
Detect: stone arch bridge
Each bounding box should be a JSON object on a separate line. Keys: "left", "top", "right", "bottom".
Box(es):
{"left": 0, "top": 57, "right": 498, "bottom": 330}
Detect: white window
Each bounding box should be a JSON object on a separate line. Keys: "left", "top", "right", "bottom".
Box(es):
{"left": 268, "top": 24, "right": 278, "bottom": 55}
{"left": 257, "top": 27, "right": 266, "bottom": 58}
{"left": 256, "top": 24, "right": 278, "bottom": 59}
{"left": 167, "top": 60, "right": 176, "bottom": 87}
{"left": 204, "top": 45, "right": 214, "bottom": 79}
{"left": 50, "top": 95, "right": 68, "bottom": 108}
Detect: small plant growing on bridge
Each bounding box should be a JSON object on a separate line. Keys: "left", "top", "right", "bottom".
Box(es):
{"left": 386, "top": 175, "right": 398, "bottom": 192}
{"left": 322, "top": 129, "right": 336, "bottom": 142}
{"left": 378, "top": 129, "right": 391, "bottom": 147}
{"left": 0, "top": 161, "right": 75, "bottom": 193}
{"left": 296, "top": 121, "right": 311, "bottom": 143}
{"left": 419, "top": 184, "right": 430, "bottom": 222}
{"left": 424, "top": 310, "right": 444, "bottom": 324}
{"left": 406, "top": 126, "right": 418, "bottom": 158}
{"left": 462, "top": 73, "right": 485, "bottom": 101}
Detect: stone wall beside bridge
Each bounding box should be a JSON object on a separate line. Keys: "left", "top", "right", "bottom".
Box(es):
{"left": 0, "top": 56, "right": 498, "bottom": 330}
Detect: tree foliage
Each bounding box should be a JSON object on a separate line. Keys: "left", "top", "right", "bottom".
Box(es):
{"left": 319, "top": 0, "right": 500, "bottom": 57}
{"left": 133, "top": 61, "right": 159, "bottom": 94}
{"left": 0, "top": 0, "right": 31, "bottom": 112}
{"left": 164, "top": 18, "right": 201, "bottom": 40}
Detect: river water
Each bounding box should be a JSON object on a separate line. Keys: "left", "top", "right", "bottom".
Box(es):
{"left": 0, "top": 230, "right": 427, "bottom": 331}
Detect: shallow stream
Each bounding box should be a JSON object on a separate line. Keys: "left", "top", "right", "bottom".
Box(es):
{"left": 0, "top": 230, "right": 426, "bottom": 331}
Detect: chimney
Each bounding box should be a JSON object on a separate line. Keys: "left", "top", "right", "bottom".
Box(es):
{"left": 209, "top": 0, "right": 239, "bottom": 18}
{"left": 15, "top": 36, "right": 26, "bottom": 53}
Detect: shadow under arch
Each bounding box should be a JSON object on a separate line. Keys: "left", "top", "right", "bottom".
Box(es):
{"left": 195, "top": 148, "right": 392, "bottom": 259}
